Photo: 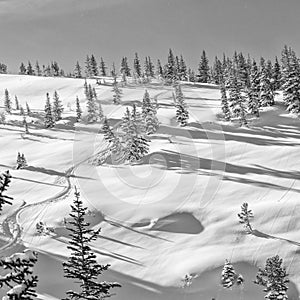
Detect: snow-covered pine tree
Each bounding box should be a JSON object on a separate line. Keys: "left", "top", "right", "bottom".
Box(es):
{"left": 156, "top": 59, "right": 164, "bottom": 77}
{"left": 35, "top": 61, "right": 42, "bottom": 76}
{"left": 238, "top": 202, "right": 254, "bottom": 233}
{"left": 26, "top": 102, "right": 31, "bottom": 116}
{"left": 165, "top": 48, "right": 176, "bottom": 84}
{"left": 175, "top": 85, "right": 189, "bottom": 126}
{"left": 273, "top": 56, "right": 281, "bottom": 90}
{"left": 212, "top": 56, "right": 223, "bottom": 84}
{"left": 4, "top": 89, "right": 12, "bottom": 114}
{"left": 0, "top": 111, "right": 6, "bottom": 124}
{"left": 19, "top": 62, "right": 26, "bottom": 75}
{"left": 254, "top": 255, "right": 289, "bottom": 300}
{"left": 63, "top": 188, "right": 121, "bottom": 299}
{"left": 84, "top": 79, "right": 89, "bottom": 99}
{"left": 247, "top": 87, "right": 260, "bottom": 117}
{"left": 86, "top": 85, "right": 97, "bottom": 123}
{"left": 98, "top": 103, "right": 104, "bottom": 122}
{"left": 282, "top": 51, "right": 300, "bottom": 113}
{"left": 228, "top": 71, "right": 248, "bottom": 126}
{"left": 248, "top": 60, "right": 261, "bottom": 114}
{"left": 0, "top": 170, "right": 12, "bottom": 213}
{"left": 0, "top": 250, "right": 38, "bottom": 299}
{"left": 142, "top": 90, "right": 159, "bottom": 134}
{"left": 75, "top": 96, "right": 82, "bottom": 122}
{"left": 179, "top": 55, "right": 188, "bottom": 81}
{"left": 73, "top": 61, "right": 82, "bottom": 78}
{"left": 198, "top": 50, "right": 210, "bottom": 83}
{"left": 52, "top": 91, "right": 64, "bottom": 121}
{"left": 15, "top": 96, "right": 20, "bottom": 110}
{"left": 99, "top": 57, "right": 107, "bottom": 76}
{"left": 44, "top": 93, "right": 55, "bottom": 128}
{"left": 23, "top": 117, "right": 29, "bottom": 134}
{"left": 27, "top": 61, "right": 34, "bottom": 75}
{"left": 112, "top": 76, "right": 122, "bottom": 104}
{"left": 20, "top": 106, "right": 25, "bottom": 116}
{"left": 121, "top": 57, "right": 131, "bottom": 76}
{"left": 85, "top": 55, "right": 92, "bottom": 77}
{"left": 221, "top": 260, "right": 236, "bottom": 288}
{"left": 90, "top": 54, "right": 98, "bottom": 76}
{"left": 220, "top": 84, "right": 231, "bottom": 121}
{"left": 133, "top": 52, "right": 142, "bottom": 77}
{"left": 259, "top": 66, "right": 275, "bottom": 107}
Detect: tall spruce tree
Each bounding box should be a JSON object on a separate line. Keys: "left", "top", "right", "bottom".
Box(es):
{"left": 35, "top": 61, "right": 42, "bottom": 76}
{"left": 90, "top": 55, "right": 98, "bottom": 76}
{"left": 175, "top": 85, "right": 189, "bottom": 126}
{"left": 259, "top": 66, "right": 275, "bottom": 106}
{"left": 254, "top": 255, "right": 289, "bottom": 300}
{"left": 27, "top": 61, "right": 34, "bottom": 75}
{"left": 238, "top": 202, "right": 254, "bottom": 233}
{"left": 156, "top": 59, "right": 163, "bottom": 77}
{"left": 75, "top": 96, "right": 82, "bottom": 122}
{"left": 0, "top": 170, "right": 13, "bottom": 213}
{"left": 4, "top": 89, "right": 12, "bottom": 114}
{"left": 133, "top": 52, "right": 142, "bottom": 77}
{"left": 99, "top": 57, "right": 107, "bottom": 76}
{"left": 53, "top": 91, "right": 64, "bottom": 121}
{"left": 86, "top": 85, "right": 97, "bottom": 123}
{"left": 26, "top": 102, "right": 31, "bottom": 116}
{"left": 273, "top": 56, "right": 281, "bottom": 90}
{"left": 19, "top": 62, "right": 26, "bottom": 75}
{"left": 74, "top": 61, "right": 82, "bottom": 78}
{"left": 15, "top": 96, "right": 20, "bottom": 110}
{"left": 63, "top": 188, "right": 120, "bottom": 300}
{"left": 0, "top": 250, "right": 38, "bottom": 299}
{"left": 142, "top": 90, "right": 159, "bottom": 134}
{"left": 85, "top": 55, "right": 92, "bottom": 77}
{"left": 165, "top": 48, "right": 176, "bottom": 83}
{"left": 198, "top": 50, "right": 210, "bottom": 83}
{"left": 248, "top": 60, "right": 260, "bottom": 117}
{"left": 44, "top": 93, "right": 55, "bottom": 128}
{"left": 220, "top": 84, "right": 231, "bottom": 121}
{"left": 112, "top": 77, "right": 122, "bottom": 104}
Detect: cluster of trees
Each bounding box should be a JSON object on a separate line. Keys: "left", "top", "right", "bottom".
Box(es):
{"left": 0, "top": 172, "right": 120, "bottom": 299}
{"left": 44, "top": 91, "right": 64, "bottom": 128}
{"left": 16, "top": 152, "right": 27, "bottom": 169}
{"left": 19, "top": 61, "right": 65, "bottom": 77}
{"left": 0, "top": 62, "right": 7, "bottom": 74}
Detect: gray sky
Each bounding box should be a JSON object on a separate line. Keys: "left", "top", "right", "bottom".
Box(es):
{"left": 0, "top": 0, "right": 299, "bottom": 73}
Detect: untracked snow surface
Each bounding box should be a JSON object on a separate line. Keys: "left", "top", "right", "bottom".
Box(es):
{"left": 0, "top": 74, "right": 300, "bottom": 299}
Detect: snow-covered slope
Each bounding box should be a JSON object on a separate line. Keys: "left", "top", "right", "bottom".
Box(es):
{"left": 0, "top": 74, "right": 299, "bottom": 299}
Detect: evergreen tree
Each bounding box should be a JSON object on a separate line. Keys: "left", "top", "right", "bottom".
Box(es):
{"left": 248, "top": 60, "right": 260, "bottom": 117}
{"left": 15, "top": 96, "right": 20, "bottom": 110}
{"left": 26, "top": 102, "right": 31, "bottom": 116}
{"left": 142, "top": 90, "right": 159, "bottom": 134}
{"left": 51, "top": 61, "right": 60, "bottom": 76}
{"left": 175, "top": 85, "right": 189, "bottom": 126}
{"left": 273, "top": 56, "right": 281, "bottom": 90}
{"left": 254, "top": 255, "right": 289, "bottom": 300}
{"left": 0, "top": 250, "right": 38, "bottom": 299}
{"left": 75, "top": 96, "right": 82, "bottom": 122}
{"left": 20, "top": 106, "right": 25, "bottom": 116}
{"left": 63, "top": 188, "right": 120, "bottom": 299}
{"left": 282, "top": 51, "right": 300, "bottom": 113}
{"left": 85, "top": 55, "right": 92, "bottom": 77}
{"left": 238, "top": 202, "right": 254, "bottom": 233}
{"left": 156, "top": 59, "right": 163, "bottom": 77}
{"left": 0, "top": 63, "right": 7, "bottom": 74}
{"left": 44, "top": 93, "right": 55, "bottom": 128}
{"left": 19, "top": 62, "right": 26, "bottom": 75}
{"left": 111, "top": 63, "right": 116, "bottom": 77}
{"left": 220, "top": 84, "right": 231, "bottom": 121}
{"left": 121, "top": 57, "right": 131, "bottom": 76}
{"left": 99, "top": 57, "right": 107, "bottom": 76}
{"left": 212, "top": 56, "right": 223, "bottom": 84}
{"left": 53, "top": 91, "right": 64, "bottom": 121}
{"left": 4, "top": 89, "right": 12, "bottom": 114}
{"left": 84, "top": 79, "right": 89, "bottom": 99}
{"left": 165, "top": 48, "right": 176, "bottom": 83}
{"left": 0, "top": 170, "right": 13, "bottom": 213}
{"left": 98, "top": 103, "right": 104, "bottom": 122}
{"left": 178, "top": 55, "right": 188, "bottom": 81}
{"left": 221, "top": 260, "right": 236, "bottom": 288}
{"left": 133, "top": 52, "right": 142, "bottom": 77}
{"left": 35, "top": 61, "right": 42, "bottom": 76}
{"left": 74, "top": 61, "right": 82, "bottom": 78}
{"left": 259, "top": 66, "right": 275, "bottom": 106}
{"left": 23, "top": 117, "right": 29, "bottom": 134}
{"left": 112, "top": 77, "right": 122, "bottom": 104}
{"left": 86, "top": 85, "right": 98, "bottom": 123}
{"left": 27, "top": 61, "right": 34, "bottom": 75}
{"left": 90, "top": 54, "right": 98, "bottom": 76}
{"left": 198, "top": 50, "right": 210, "bottom": 83}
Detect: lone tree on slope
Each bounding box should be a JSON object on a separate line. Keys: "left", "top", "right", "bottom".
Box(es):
{"left": 75, "top": 96, "right": 82, "bottom": 122}
{"left": 238, "top": 202, "right": 254, "bottom": 233}
{"left": 175, "top": 85, "right": 189, "bottom": 126}
{"left": 63, "top": 188, "right": 121, "bottom": 299}
{"left": 52, "top": 90, "right": 64, "bottom": 121}
{"left": 0, "top": 170, "right": 13, "bottom": 213}
{"left": 254, "top": 255, "right": 289, "bottom": 300}
{"left": 112, "top": 76, "right": 122, "bottom": 105}
{"left": 0, "top": 250, "right": 39, "bottom": 299}
{"left": 142, "top": 90, "right": 159, "bottom": 134}
{"left": 44, "top": 93, "right": 55, "bottom": 128}
{"left": 221, "top": 260, "right": 244, "bottom": 289}
{"left": 4, "top": 89, "right": 12, "bottom": 114}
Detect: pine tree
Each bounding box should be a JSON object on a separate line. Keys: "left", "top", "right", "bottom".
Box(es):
{"left": 74, "top": 61, "right": 82, "bottom": 78}
{"left": 121, "top": 57, "right": 131, "bottom": 76}
{"left": 142, "top": 90, "right": 159, "bottom": 134}
{"left": 133, "top": 52, "right": 142, "bottom": 77}
{"left": 175, "top": 85, "right": 189, "bottom": 126}
{"left": 98, "top": 103, "right": 104, "bottom": 122}
{"left": 0, "top": 250, "right": 38, "bottom": 299}
{"left": 4, "top": 89, "right": 12, "bottom": 114}
{"left": 273, "top": 56, "right": 281, "bottom": 90}
{"left": 15, "top": 96, "right": 20, "bottom": 110}
{"left": 0, "top": 170, "right": 13, "bottom": 213}
{"left": 27, "top": 61, "right": 34, "bottom": 75}
{"left": 35, "top": 61, "right": 42, "bottom": 76}
{"left": 254, "top": 255, "right": 289, "bottom": 300}
{"left": 85, "top": 55, "right": 92, "bottom": 77}
{"left": 99, "top": 57, "right": 107, "bottom": 76}
{"left": 220, "top": 84, "right": 231, "bottom": 121}
{"left": 26, "top": 102, "right": 31, "bottom": 116}
{"left": 259, "top": 66, "right": 275, "bottom": 107}
{"left": 20, "top": 106, "right": 25, "bottom": 116}
{"left": 84, "top": 79, "right": 89, "bottom": 99}
{"left": 86, "top": 85, "right": 97, "bottom": 123}
{"left": 52, "top": 91, "right": 64, "bottom": 121}
{"left": 44, "top": 93, "right": 55, "bottom": 128}
{"left": 165, "top": 48, "right": 176, "bottom": 83}
{"left": 19, "top": 62, "right": 26, "bottom": 75}
{"left": 221, "top": 260, "right": 236, "bottom": 288}
{"left": 63, "top": 188, "right": 120, "bottom": 299}
{"left": 178, "top": 55, "right": 187, "bottom": 81}
{"left": 282, "top": 51, "right": 300, "bottom": 113}
{"left": 156, "top": 59, "right": 163, "bottom": 77}
{"left": 75, "top": 96, "right": 82, "bottom": 122}
{"left": 90, "top": 54, "right": 98, "bottom": 76}
{"left": 248, "top": 60, "right": 260, "bottom": 115}
{"left": 238, "top": 202, "right": 254, "bottom": 233}
{"left": 212, "top": 56, "right": 223, "bottom": 84}
{"left": 112, "top": 77, "right": 122, "bottom": 104}
{"left": 198, "top": 50, "right": 210, "bottom": 83}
